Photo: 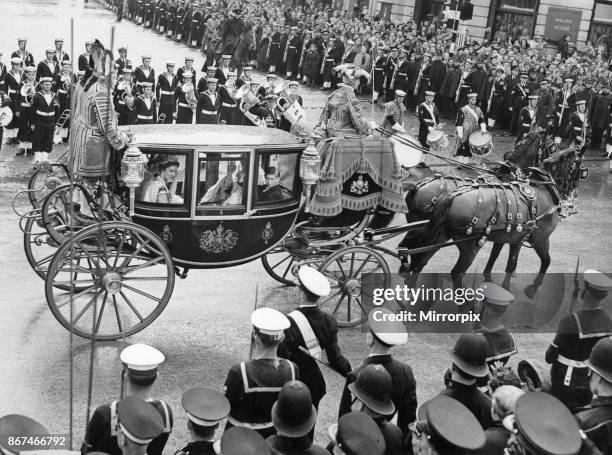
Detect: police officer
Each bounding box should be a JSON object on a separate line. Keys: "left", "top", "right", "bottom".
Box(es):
{"left": 266, "top": 381, "right": 328, "bottom": 455}
{"left": 417, "top": 90, "right": 440, "bottom": 148}
{"left": 196, "top": 77, "right": 219, "bottom": 124}
{"left": 474, "top": 283, "right": 517, "bottom": 367}
{"left": 517, "top": 94, "right": 539, "bottom": 143}
{"left": 277, "top": 266, "right": 350, "bottom": 436}
{"left": 503, "top": 392, "right": 585, "bottom": 455}
{"left": 115, "top": 396, "right": 165, "bottom": 455}
{"left": 438, "top": 333, "right": 493, "bottom": 429}
{"left": 327, "top": 412, "right": 385, "bottom": 455}
{"left": 338, "top": 307, "right": 417, "bottom": 436}
{"left": 0, "top": 414, "right": 48, "bottom": 455}
{"left": 156, "top": 61, "right": 177, "bottom": 124}
{"left": 411, "top": 396, "right": 486, "bottom": 455}
{"left": 82, "top": 344, "right": 173, "bottom": 455}
{"left": 30, "top": 77, "right": 58, "bottom": 166}
{"left": 347, "top": 365, "right": 404, "bottom": 455}
{"left": 223, "top": 307, "right": 298, "bottom": 438}
{"left": 175, "top": 388, "right": 230, "bottom": 455}
{"left": 546, "top": 269, "right": 612, "bottom": 412}
{"left": 134, "top": 82, "right": 157, "bottom": 124}
{"left": 576, "top": 336, "right": 612, "bottom": 454}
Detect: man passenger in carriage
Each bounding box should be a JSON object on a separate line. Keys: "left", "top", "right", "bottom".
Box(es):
{"left": 258, "top": 166, "right": 292, "bottom": 202}
{"left": 455, "top": 92, "right": 487, "bottom": 167}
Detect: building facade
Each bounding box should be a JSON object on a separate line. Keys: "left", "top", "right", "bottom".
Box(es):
{"left": 366, "top": 0, "right": 611, "bottom": 49}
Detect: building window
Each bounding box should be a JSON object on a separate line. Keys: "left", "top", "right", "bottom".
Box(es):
{"left": 490, "top": 0, "right": 537, "bottom": 42}
{"left": 379, "top": 2, "right": 392, "bottom": 20}
{"left": 589, "top": 2, "right": 612, "bottom": 53}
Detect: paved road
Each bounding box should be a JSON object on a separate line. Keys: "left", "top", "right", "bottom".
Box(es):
{"left": 1, "top": 0, "right": 612, "bottom": 448}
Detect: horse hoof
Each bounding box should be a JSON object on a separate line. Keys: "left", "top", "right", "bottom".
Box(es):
{"left": 524, "top": 285, "right": 537, "bottom": 299}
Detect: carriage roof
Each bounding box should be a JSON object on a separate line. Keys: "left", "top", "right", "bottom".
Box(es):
{"left": 121, "top": 124, "right": 303, "bottom": 148}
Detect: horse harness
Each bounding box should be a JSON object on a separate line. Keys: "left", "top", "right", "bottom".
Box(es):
{"left": 417, "top": 174, "right": 478, "bottom": 210}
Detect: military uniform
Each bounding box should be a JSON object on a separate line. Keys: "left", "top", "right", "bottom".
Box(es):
{"left": 133, "top": 94, "right": 157, "bottom": 124}
{"left": 134, "top": 59, "right": 155, "bottom": 95}
{"left": 30, "top": 81, "right": 58, "bottom": 163}
{"left": 565, "top": 102, "right": 589, "bottom": 152}
{"left": 546, "top": 270, "right": 612, "bottom": 412}
{"left": 36, "top": 54, "right": 59, "bottom": 82}
{"left": 196, "top": 86, "right": 220, "bottom": 124}
{"left": 455, "top": 95, "right": 486, "bottom": 158}
{"left": 16, "top": 69, "right": 37, "bottom": 154}
{"left": 3, "top": 62, "right": 23, "bottom": 142}
{"left": 218, "top": 79, "right": 238, "bottom": 125}
{"left": 554, "top": 81, "right": 575, "bottom": 138}
{"left": 285, "top": 29, "right": 301, "bottom": 79}
{"left": 113, "top": 73, "right": 136, "bottom": 126}
{"left": 156, "top": 68, "right": 177, "bottom": 124}
{"left": 536, "top": 80, "right": 554, "bottom": 130}
{"left": 380, "top": 92, "right": 407, "bottom": 137}
{"left": 175, "top": 83, "right": 194, "bottom": 124}
{"left": 224, "top": 308, "right": 298, "bottom": 439}
{"left": 517, "top": 97, "right": 538, "bottom": 143}
{"left": 487, "top": 72, "right": 507, "bottom": 128}
{"left": 371, "top": 50, "right": 388, "bottom": 102}
{"left": 11, "top": 40, "right": 35, "bottom": 68}
{"left": 115, "top": 55, "right": 133, "bottom": 76}
{"left": 417, "top": 93, "right": 440, "bottom": 148}
{"left": 509, "top": 76, "right": 529, "bottom": 135}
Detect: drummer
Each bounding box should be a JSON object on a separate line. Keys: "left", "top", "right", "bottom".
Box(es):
{"left": 417, "top": 90, "right": 441, "bottom": 150}
{"left": 455, "top": 92, "right": 487, "bottom": 167}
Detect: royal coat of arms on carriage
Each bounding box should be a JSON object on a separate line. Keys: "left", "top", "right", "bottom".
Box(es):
{"left": 199, "top": 223, "right": 239, "bottom": 253}
{"left": 262, "top": 222, "right": 274, "bottom": 244}
{"left": 350, "top": 174, "right": 369, "bottom": 195}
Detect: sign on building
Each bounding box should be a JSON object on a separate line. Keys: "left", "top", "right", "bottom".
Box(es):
{"left": 544, "top": 7, "right": 582, "bottom": 43}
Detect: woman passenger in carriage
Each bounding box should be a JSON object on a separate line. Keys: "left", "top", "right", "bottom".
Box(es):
{"left": 140, "top": 155, "right": 184, "bottom": 204}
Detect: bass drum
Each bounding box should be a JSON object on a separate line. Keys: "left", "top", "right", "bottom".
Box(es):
{"left": 390, "top": 133, "right": 423, "bottom": 168}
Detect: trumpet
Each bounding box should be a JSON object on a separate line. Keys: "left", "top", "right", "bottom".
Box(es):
{"left": 20, "top": 83, "right": 36, "bottom": 104}
{"left": 183, "top": 82, "right": 198, "bottom": 111}
{"left": 53, "top": 109, "right": 70, "bottom": 145}
{"left": 119, "top": 79, "right": 135, "bottom": 108}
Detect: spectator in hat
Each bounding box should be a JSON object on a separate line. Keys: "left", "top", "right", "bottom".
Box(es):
{"left": 175, "top": 388, "right": 230, "bottom": 455}
{"left": 82, "top": 344, "right": 172, "bottom": 455}
{"left": 575, "top": 336, "right": 612, "bottom": 454}
{"left": 115, "top": 47, "right": 132, "bottom": 76}
{"left": 438, "top": 333, "right": 494, "bottom": 429}
{"left": 224, "top": 308, "right": 298, "bottom": 439}
{"left": 0, "top": 414, "right": 48, "bottom": 455}
{"left": 482, "top": 386, "right": 524, "bottom": 455}
{"left": 347, "top": 365, "right": 404, "bottom": 455}
{"left": 546, "top": 269, "right": 612, "bottom": 412}
{"left": 590, "top": 85, "right": 611, "bottom": 151}
{"left": 327, "top": 412, "right": 386, "bottom": 455}
{"left": 339, "top": 307, "right": 416, "bottom": 436}
{"left": 115, "top": 396, "right": 165, "bottom": 455}
{"left": 302, "top": 42, "right": 321, "bottom": 88}
{"left": 266, "top": 380, "right": 327, "bottom": 454}
{"left": 278, "top": 266, "right": 351, "bottom": 439}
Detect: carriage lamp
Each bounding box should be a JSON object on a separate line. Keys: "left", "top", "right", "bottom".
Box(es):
{"left": 299, "top": 137, "right": 321, "bottom": 213}
{"left": 121, "top": 139, "right": 148, "bottom": 217}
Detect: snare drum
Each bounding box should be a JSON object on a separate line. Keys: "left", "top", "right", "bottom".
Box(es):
{"left": 469, "top": 131, "right": 493, "bottom": 156}
{"left": 426, "top": 129, "right": 450, "bottom": 153}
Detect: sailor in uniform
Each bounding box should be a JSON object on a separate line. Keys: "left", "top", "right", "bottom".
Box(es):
{"left": 214, "top": 55, "right": 231, "bottom": 87}
{"left": 134, "top": 55, "right": 155, "bottom": 95}
{"left": 411, "top": 396, "right": 486, "bottom": 455}
{"left": 53, "top": 38, "right": 70, "bottom": 64}
{"left": 78, "top": 41, "right": 93, "bottom": 72}
{"left": 197, "top": 66, "right": 217, "bottom": 95}
{"left": 174, "top": 388, "right": 230, "bottom": 455}
{"left": 417, "top": 90, "right": 440, "bottom": 148}
{"left": 134, "top": 82, "right": 157, "bottom": 124}
{"left": 113, "top": 67, "right": 136, "bottom": 126}
{"left": 338, "top": 307, "right": 417, "bottom": 436}
{"left": 383, "top": 46, "right": 398, "bottom": 101}
{"left": 174, "top": 70, "right": 195, "bottom": 125}
{"left": 30, "top": 77, "right": 58, "bottom": 166}
{"left": 223, "top": 307, "right": 298, "bottom": 439}
{"left": 196, "top": 77, "right": 219, "bottom": 124}
{"left": 82, "top": 344, "right": 173, "bottom": 455}
{"left": 36, "top": 49, "right": 59, "bottom": 82}
{"left": 474, "top": 283, "right": 517, "bottom": 367}
{"left": 115, "top": 47, "right": 133, "bottom": 76}
{"left": 3, "top": 57, "right": 23, "bottom": 145}
{"left": 277, "top": 80, "right": 302, "bottom": 132}
{"left": 536, "top": 78, "right": 554, "bottom": 131}
{"left": 371, "top": 45, "right": 388, "bottom": 104}
{"left": 379, "top": 89, "right": 407, "bottom": 137}
{"left": 575, "top": 337, "right": 612, "bottom": 455}
{"left": 114, "top": 396, "right": 165, "bottom": 455}
{"left": 218, "top": 71, "right": 238, "bottom": 125}
{"left": 509, "top": 72, "right": 529, "bottom": 136}
{"left": 277, "top": 266, "right": 351, "bottom": 437}
{"left": 156, "top": 61, "right": 177, "bottom": 124}
{"left": 15, "top": 66, "right": 37, "bottom": 156}
{"left": 234, "top": 65, "right": 252, "bottom": 90}
{"left": 554, "top": 77, "right": 575, "bottom": 142}
{"left": 565, "top": 98, "right": 589, "bottom": 153}
{"left": 11, "top": 38, "right": 35, "bottom": 68}
{"left": 455, "top": 92, "right": 487, "bottom": 166}
{"left": 546, "top": 269, "right": 612, "bottom": 412}
{"left": 285, "top": 26, "right": 301, "bottom": 80}
{"left": 517, "top": 94, "right": 539, "bottom": 143}
{"left": 177, "top": 56, "right": 197, "bottom": 85}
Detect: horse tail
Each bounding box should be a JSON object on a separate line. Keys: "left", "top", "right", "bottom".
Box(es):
{"left": 423, "top": 193, "right": 454, "bottom": 245}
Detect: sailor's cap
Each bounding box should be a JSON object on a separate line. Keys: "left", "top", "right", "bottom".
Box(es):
{"left": 584, "top": 269, "right": 612, "bottom": 292}
{"left": 297, "top": 266, "right": 331, "bottom": 297}
{"left": 181, "top": 387, "right": 230, "bottom": 427}
{"left": 120, "top": 343, "right": 165, "bottom": 377}
{"left": 251, "top": 307, "right": 290, "bottom": 338}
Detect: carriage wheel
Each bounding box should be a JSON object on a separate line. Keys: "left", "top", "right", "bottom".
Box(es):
{"left": 45, "top": 221, "right": 175, "bottom": 340}
{"left": 261, "top": 247, "right": 300, "bottom": 286}
{"left": 27, "top": 164, "right": 70, "bottom": 209}
{"left": 41, "top": 184, "right": 85, "bottom": 245}
{"left": 318, "top": 246, "right": 391, "bottom": 328}
{"left": 23, "top": 216, "right": 92, "bottom": 292}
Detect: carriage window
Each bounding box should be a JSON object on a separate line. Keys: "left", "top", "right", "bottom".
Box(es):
{"left": 198, "top": 152, "right": 249, "bottom": 207}
{"left": 137, "top": 152, "right": 187, "bottom": 205}
{"left": 255, "top": 152, "right": 298, "bottom": 205}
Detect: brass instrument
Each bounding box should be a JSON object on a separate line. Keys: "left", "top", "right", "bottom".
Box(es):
{"left": 20, "top": 83, "right": 36, "bottom": 104}
{"left": 273, "top": 81, "right": 290, "bottom": 113}
{"left": 183, "top": 82, "right": 198, "bottom": 111}
{"left": 53, "top": 109, "right": 70, "bottom": 145}
{"left": 235, "top": 83, "right": 265, "bottom": 127}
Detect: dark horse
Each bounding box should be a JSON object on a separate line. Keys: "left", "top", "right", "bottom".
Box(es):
{"left": 404, "top": 168, "right": 561, "bottom": 298}
{"left": 503, "top": 130, "right": 556, "bottom": 170}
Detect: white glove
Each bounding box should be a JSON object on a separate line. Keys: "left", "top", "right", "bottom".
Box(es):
{"left": 554, "top": 136, "right": 561, "bottom": 144}
{"left": 481, "top": 124, "right": 487, "bottom": 133}
{"left": 392, "top": 123, "right": 406, "bottom": 133}
{"left": 457, "top": 126, "right": 463, "bottom": 140}
{"left": 428, "top": 126, "right": 433, "bottom": 132}
{"left": 369, "top": 120, "right": 377, "bottom": 129}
